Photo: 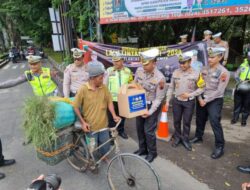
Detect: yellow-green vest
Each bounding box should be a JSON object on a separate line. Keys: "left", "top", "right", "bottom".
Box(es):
{"left": 24, "top": 67, "right": 57, "bottom": 96}
{"left": 239, "top": 59, "right": 250, "bottom": 81}
{"left": 107, "top": 67, "right": 133, "bottom": 101}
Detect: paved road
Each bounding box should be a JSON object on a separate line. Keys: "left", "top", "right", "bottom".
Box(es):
{"left": 0, "top": 60, "right": 211, "bottom": 190}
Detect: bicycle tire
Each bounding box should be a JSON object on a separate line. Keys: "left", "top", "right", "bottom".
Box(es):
{"left": 107, "top": 153, "right": 161, "bottom": 190}
{"left": 67, "top": 133, "right": 89, "bottom": 172}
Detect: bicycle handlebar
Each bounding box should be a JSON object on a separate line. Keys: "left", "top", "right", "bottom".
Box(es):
{"left": 91, "top": 119, "right": 122, "bottom": 135}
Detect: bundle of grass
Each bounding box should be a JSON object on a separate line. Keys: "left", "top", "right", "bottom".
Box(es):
{"left": 22, "top": 96, "right": 57, "bottom": 149}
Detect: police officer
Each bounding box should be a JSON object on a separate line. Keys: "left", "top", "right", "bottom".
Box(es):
{"left": 190, "top": 50, "right": 203, "bottom": 72}
{"left": 202, "top": 30, "right": 213, "bottom": 47}
{"left": 104, "top": 52, "right": 133, "bottom": 139}
{"left": 0, "top": 138, "right": 15, "bottom": 180}
{"left": 0, "top": 56, "right": 58, "bottom": 96}
{"left": 190, "top": 47, "right": 230, "bottom": 159}
{"left": 212, "top": 32, "right": 229, "bottom": 66}
{"left": 166, "top": 51, "right": 205, "bottom": 151}
{"left": 133, "top": 48, "right": 166, "bottom": 163}
{"left": 178, "top": 34, "right": 188, "bottom": 45}
{"left": 63, "top": 48, "right": 89, "bottom": 97}
{"left": 231, "top": 52, "right": 250, "bottom": 126}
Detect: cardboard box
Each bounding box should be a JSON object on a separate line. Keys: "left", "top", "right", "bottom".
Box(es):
{"left": 118, "top": 84, "right": 147, "bottom": 118}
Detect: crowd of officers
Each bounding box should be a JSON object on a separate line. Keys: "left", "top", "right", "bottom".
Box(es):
{"left": 0, "top": 33, "right": 249, "bottom": 167}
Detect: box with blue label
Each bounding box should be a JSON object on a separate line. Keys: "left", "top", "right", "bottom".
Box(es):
{"left": 118, "top": 84, "right": 147, "bottom": 118}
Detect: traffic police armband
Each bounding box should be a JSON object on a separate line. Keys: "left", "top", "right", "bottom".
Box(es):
{"left": 197, "top": 73, "right": 205, "bottom": 88}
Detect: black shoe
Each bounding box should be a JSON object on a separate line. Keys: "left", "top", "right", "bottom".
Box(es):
{"left": 231, "top": 119, "right": 237, "bottom": 124}
{"left": 241, "top": 122, "right": 247, "bottom": 127}
{"left": 145, "top": 154, "right": 157, "bottom": 163}
{"left": 172, "top": 138, "right": 181, "bottom": 148}
{"left": 182, "top": 140, "right": 192, "bottom": 151}
{"left": 237, "top": 166, "right": 250, "bottom": 174}
{"left": 0, "top": 173, "right": 5, "bottom": 180}
{"left": 0, "top": 159, "right": 15, "bottom": 167}
{"left": 211, "top": 147, "right": 224, "bottom": 159}
{"left": 190, "top": 137, "right": 203, "bottom": 144}
{"left": 133, "top": 149, "right": 148, "bottom": 156}
{"left": 118, "top": 132, "right": 128, "bottom": 139}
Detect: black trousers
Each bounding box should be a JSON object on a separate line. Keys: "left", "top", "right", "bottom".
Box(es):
{"left": 195, "top": 98, "right": 225, "bottom": 148}
{"left": 0, "top": 138, "right": 3, "bottom": 161}
{"left": 108, "top": 101, "right": 125, "bottom": 133}
{"left": 136, "top": 104, "right": 161, "bottom": 155}
{"left": 172, "top": 98, "right": 195, "bottom": 141}
{"left": 232, "top": 90, "right": 250, "bottom": 122}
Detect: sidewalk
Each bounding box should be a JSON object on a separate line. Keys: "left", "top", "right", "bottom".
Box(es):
{"left": 126, "top": 103, "right": 250, "bottom": 190}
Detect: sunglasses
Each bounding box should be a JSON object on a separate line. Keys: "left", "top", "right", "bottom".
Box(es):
{"left": 74, "top": 58, "right": 82, "bottom": 61}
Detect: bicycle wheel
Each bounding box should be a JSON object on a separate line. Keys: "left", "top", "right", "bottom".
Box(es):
{"left": 107, "top": 153, "right": 161, "bottom": 190}
{"left": 67, "top": 133, "right": 89, "bottom": 172}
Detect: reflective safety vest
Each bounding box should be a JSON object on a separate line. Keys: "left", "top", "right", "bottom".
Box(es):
{"left": 24, "top": 67, "right": 57, "bottom": 96}
{"left": 239, "top": 59, "right": 250, "bottom": 81}
{"left": 107, "top": 67, "right": 133, "bottom": 101}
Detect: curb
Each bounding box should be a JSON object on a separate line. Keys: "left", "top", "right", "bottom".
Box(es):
{"left": 0, "top": 59, "right": 9, "bottom": 68}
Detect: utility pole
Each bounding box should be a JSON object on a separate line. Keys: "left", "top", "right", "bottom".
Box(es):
{"left": 88, "top": 0, "right": 103, "bottom": 42}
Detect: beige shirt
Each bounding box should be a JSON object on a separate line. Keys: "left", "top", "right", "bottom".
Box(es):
{"left": 213, "top": 40, "right": 229, "bottom": 62}
{"left": 134, "top": 67, "right": 166, "bottom": 115}
{"left": 63, "top": 64, "right": 89, "bottom": 97}
{"left": 166, "top": 68, "right": 204, "bottom": 103}
{"left": 73, "top": 83, "right": 112, "bottom": 131}
{"left": 203, "top": 39, "right": 214, "bottom": 47}
{"left": 199, "top": 64, "right": 230, "bottom": 103}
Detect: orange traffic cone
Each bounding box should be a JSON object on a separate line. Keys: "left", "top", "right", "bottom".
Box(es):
{"left": 156, "top": 105, "right": 171, "bottom": 142}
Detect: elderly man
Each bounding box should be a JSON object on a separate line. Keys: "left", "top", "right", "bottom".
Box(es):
{"left": 0, "top": 56, "right": 58, "bottom": 96}
{"left": 73, "top": 61, "right": 120, "bottom": 157}
{"left": 202, "top": 30, "right": 213, "bottom": 47}
{"left": 63, "top": 48, "right": 89, "bottom": 97}
{"left": 212, "top": 32, "right": 229, "bottom": 66}
{"left": 104, "top": 52, "right": 133, "bottom": 139}
{"left": 190, "top": 47, "right": 230, "bottom": 159}
{"left": 166, "top": 51, "right": 205, "bottom": 151}
{"left": 133, "top": 48, "right": 166, "bottom": 163}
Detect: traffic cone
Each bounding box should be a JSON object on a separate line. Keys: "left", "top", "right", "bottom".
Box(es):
{"left": 156, "top": 105, "right": 171, "bottom": 142}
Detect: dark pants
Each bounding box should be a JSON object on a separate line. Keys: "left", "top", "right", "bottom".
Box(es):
{"left": 195, "top": 98, "right": 225, "bottom": 148}
{"left": 69, "top": 92, "right": 76, "bottom": 97}
{"left": 136, "top": 104, "right": 161, "bottom": 155}
{"left": 0, "top": 138, "right": 3, "bottom": 162}
{"left": 108, "top": 101, "right": 125, "bottom": 134}
{"left": 232, "top": 90, "right": 250, "bottom": 123}
{"left": 173, "top": 98, "right": 195, "bottom": 141}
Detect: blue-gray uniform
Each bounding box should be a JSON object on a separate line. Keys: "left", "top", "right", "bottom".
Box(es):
{"left": 133, "top": 48, "right": 166, "bottom": 163}
{"left": 191, "top": 47, "right": 230, "bottom": 159}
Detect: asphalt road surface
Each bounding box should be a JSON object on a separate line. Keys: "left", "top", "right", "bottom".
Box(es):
{"left": 0, "top": 60, "right": 211, "bottom": 190}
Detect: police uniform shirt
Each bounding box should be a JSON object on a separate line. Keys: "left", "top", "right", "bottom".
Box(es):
{"left": 134, "top": 67, "right": 166, "bottom": 115}
{"left": 213, "top": 40, "right": 229, "bottom": 61}
{"left": 166, "top": 68, "right": 204, "bottom": 103}
{"left": 203, "top": 39, "right": 214, "bottom": 48}
{"left": 63, "top": 63, "right": 89, "bottom": 97}
{"left": 200, "top": 64, "right": 229, "bottom": 103}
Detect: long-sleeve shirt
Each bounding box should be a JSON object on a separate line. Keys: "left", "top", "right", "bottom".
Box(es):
{"left": 0, "top": 73, "right": 59, "bottom": 89}
{"left": 134, "top": 67, "right": 166, "bottom": 115}
{"left": 63, "top": 63, "right": 89, "bottom": 97}
{"left": 199, "top": 64, "right": 230, "bottom": 103}
{"left": 166, "top": 68, "right": 204, "bottom": 104}
{"left": 213, "top": 40, "right": 229, "bottom": 63}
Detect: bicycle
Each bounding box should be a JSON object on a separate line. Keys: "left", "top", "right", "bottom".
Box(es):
{"left": 66, "top": 120, "right": 161, "bottom": 190}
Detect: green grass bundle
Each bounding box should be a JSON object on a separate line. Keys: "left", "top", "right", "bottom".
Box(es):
{"left": 22, "top": 96, "right": 57, "bottom": 149}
